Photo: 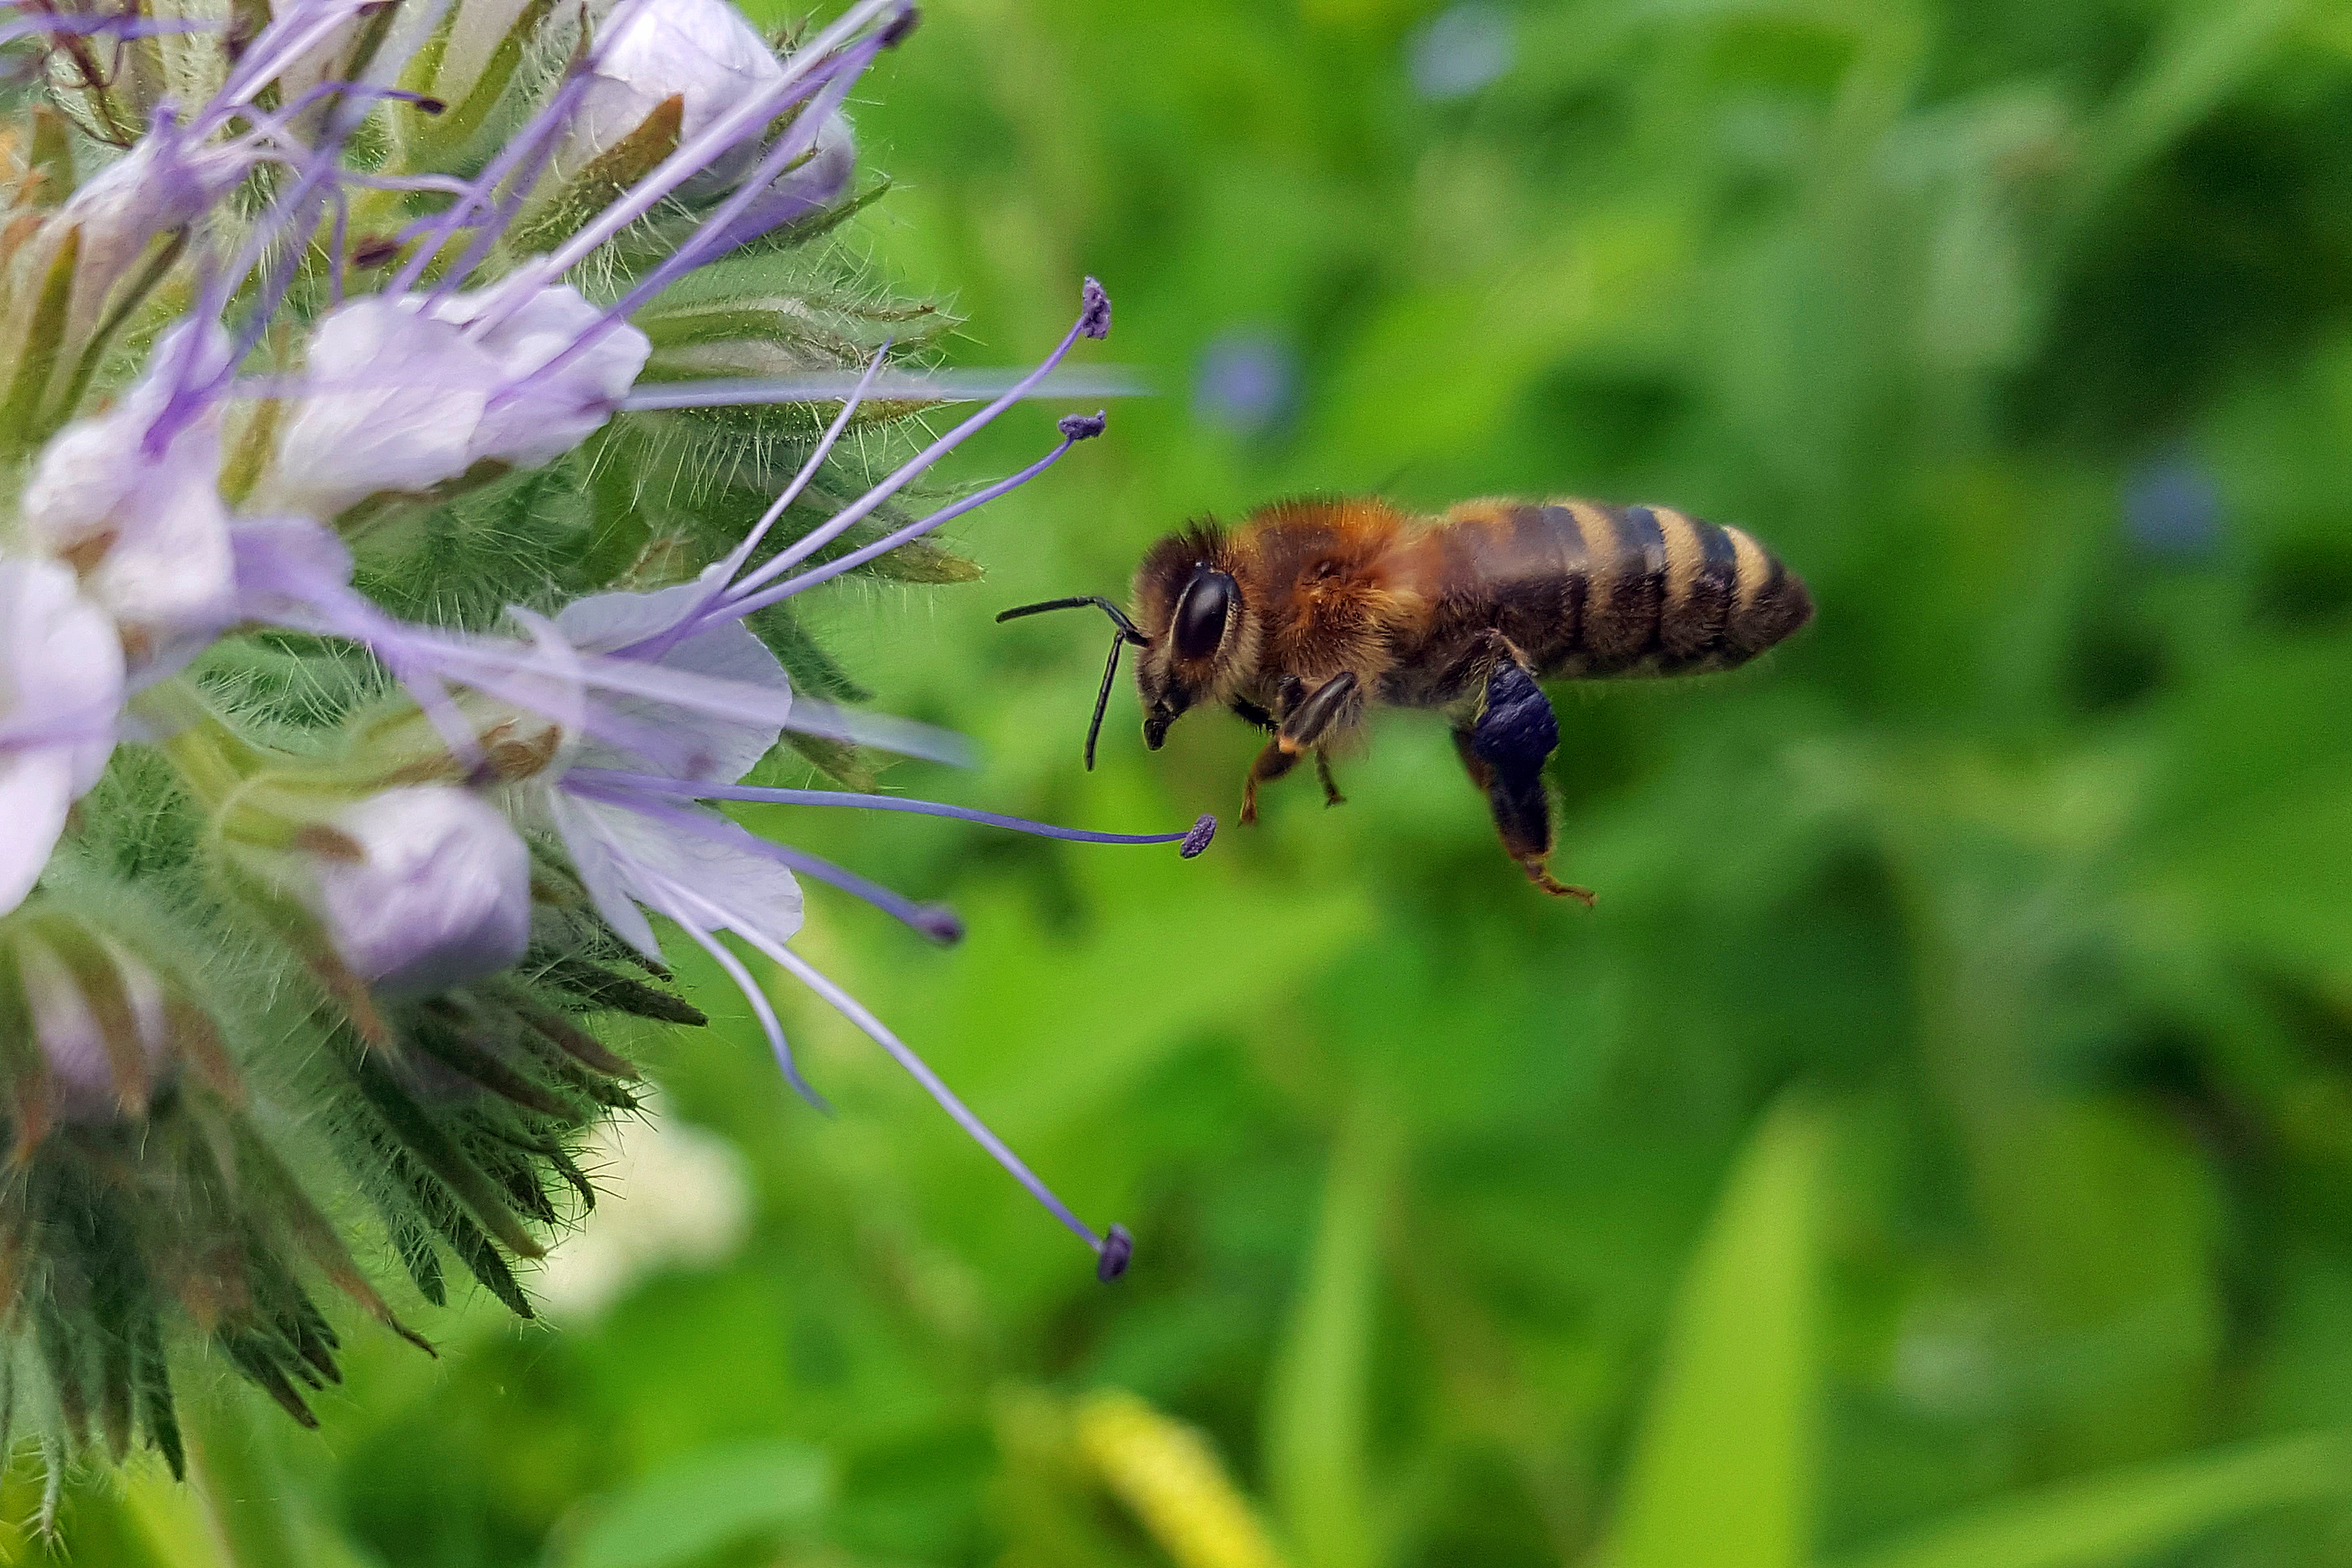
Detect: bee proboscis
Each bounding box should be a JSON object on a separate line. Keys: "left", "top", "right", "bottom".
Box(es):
{"left": 999, "top": 496, "right": 1813, "bottom": 902}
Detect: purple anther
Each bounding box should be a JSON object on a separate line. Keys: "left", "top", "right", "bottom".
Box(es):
{"left": 913, "top": 903, "right": 966, "bottom": 945}
{"left": 1079, "top": 277, "right": 1112, "bottom": 340}
{"left": 414, "top": 96, "right": 446, "bottom": 115}
{"left": 1180, "top": 815, "right": 1216, "bottom": 858}
{"left": 1096, "top": 1224, "right": 1134, "bottom": 1282}
{"left": 1057, "top": 410, "right": 1108, "bottom": 441}
{"left": 879, "top": 6, "right": 922, "bottom": 46}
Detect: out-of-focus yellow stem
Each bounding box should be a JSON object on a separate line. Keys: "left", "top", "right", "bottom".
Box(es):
{"left": 1077, "top": 1388, "right": 1291, "bottom": 1568}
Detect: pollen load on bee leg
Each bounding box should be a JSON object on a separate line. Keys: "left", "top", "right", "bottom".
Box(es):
{"left": 1468, "top": 659, "right": 1558, "bottom": 776}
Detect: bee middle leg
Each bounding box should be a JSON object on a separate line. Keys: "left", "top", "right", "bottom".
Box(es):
{"left": 1314, "top": 749, "right": 1346, "bottom": 807}
{"left": 1277, "top": 671, "right": 1361, "bottom": 754}
{"left": 1241, "top": 740, "right": 1302, "bottom": 824}
{"left": 1451, "top": 650, "right": 1593, "bottom": 905}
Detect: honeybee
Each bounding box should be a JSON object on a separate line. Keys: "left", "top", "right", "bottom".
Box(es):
{"left": 998, "top": 496, "right": 1812, "bottom": 902}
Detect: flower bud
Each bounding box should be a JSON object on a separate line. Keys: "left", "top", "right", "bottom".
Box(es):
{"left": 2, "top": 917, "right": 174, "bottom": 1124}
{"left": 690, "top": 109, "right": 857, "bottom": 259}
{"left": 553, "top": 0, "right": 790, "bottom": 197}
{"left": 412, "top": 0, "right": 557, "bottom": 157}
{"left": 213, "top": 785, "right": 533, "bottom": 1006}
{"left": 297, "top": 786, "right": 536, "bottom": 1000}
{"left": 0, "top": 900, "right": 433, "bottom": 1464}
{"left": 34, "top": 1, "right": 396, "bottom": 149}
{"left": 255, "top": 279, "right": 650, "bottom": 519}
{"left": 0, "top": 557, "right": 125, "bottom": 917}
{"left": 19, "top": 320, "right": 239, "bottom": 676}
{"left": 40, "top": 133, "right": 256, "bottom": 367}
{"left": 209, "top": 769, "right": 537, "bottom": 1004}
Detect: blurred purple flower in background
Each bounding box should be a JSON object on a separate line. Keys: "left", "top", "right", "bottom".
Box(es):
{"left": 1408, "top": 3, "right": 1515, "bottom": 101}
{"left": 2121, "top": 448, "right": 2223, "bottom": 560}
{"left": 1193, "top": 330, "right": 1299, "bottom": 435}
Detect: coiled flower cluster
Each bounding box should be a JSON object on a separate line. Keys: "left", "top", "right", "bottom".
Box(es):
{"left": 0, "top": 0, "right": 1197, "bottom": 1475}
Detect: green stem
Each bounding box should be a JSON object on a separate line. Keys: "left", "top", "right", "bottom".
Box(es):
{"left": 136, "top": 681, "right": 273, "bottom": 808}
{"left": 183, "top": 1385, "right": 305, "bottom": 1568}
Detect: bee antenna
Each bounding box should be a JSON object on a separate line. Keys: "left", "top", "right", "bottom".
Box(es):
{"left": 1085, "top": 631, "right": 1127, "bottom": 771}
{"left": 996, "top": 595, "right": 1148, "bottom": 645}
{"left": 997, "top": 597, "right": 1150, "bottom": 770}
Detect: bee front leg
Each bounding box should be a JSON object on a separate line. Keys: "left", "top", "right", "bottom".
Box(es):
{"left": 1453, "top": 655, "right": 1593, "bottom": 906}
{"left": 1241, "top": 740, "right": 1301, "bottom": 824}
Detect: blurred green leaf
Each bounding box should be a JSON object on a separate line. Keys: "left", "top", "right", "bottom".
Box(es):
{"left": 2074, "top": 0, "right": 2311, "bottom": 223}
{"left": 1608, "top": 1099, "right": 1829, "bottom": 1568}
{"left": 1264, "top": 1100, "right": 1405, "bottom": 1568}
{"left": 557, "top": 1442, "right": 829, "bottom": 1568}
{"left": 1829, "top": 1432, "right": 2352, "bottom": 1568}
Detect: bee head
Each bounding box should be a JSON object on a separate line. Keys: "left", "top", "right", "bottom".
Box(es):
{"left": 994, "top": 522, "right": 1247, "bottom": 770}
{"left": 1133, "top": 524, "right": 1244, "bottom": 750}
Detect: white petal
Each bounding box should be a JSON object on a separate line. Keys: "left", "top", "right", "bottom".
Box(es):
{"left": 554, "top": 578, "right": 788, "bottom": 782}
{"left": 561, "top": 793, "right": 803, "bottom": 952}
{"left": 440, "top": 281, "right": 649, "bottom": 469}
{"left": 0, "top": 752, "right": 75, "bottom": 917}
{"left": 21, "top": 320, "right": 229, "bottom": 549}
{"left": 19, "top": 414, "right": 139, "bottom": 549}
{"left": 19, "top": 323, "right": 238, "bottom": 674}
{"left": 257, "top": 282, "right": 644, "bottom": 516}
{"left": 257, "top": 296, "right": 494, "bottom": 517}
{"left": 548, "top": 790, "right": 664, "bottom": 958}
{"left": 86, "top": 466, "right": 236, "bottom": 681}
{"left": 0, "top": 557, "right": 124, "bottom": 907}
{"left": 558, "top": 0, "right": 789, "bottom": 191}
{"left": 547, "top": 573, "right": 723, "bottom": 650}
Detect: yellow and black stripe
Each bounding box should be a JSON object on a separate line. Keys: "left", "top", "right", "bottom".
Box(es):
{"left": 1435, "top": 499, "right": 1810, "bottom": 678}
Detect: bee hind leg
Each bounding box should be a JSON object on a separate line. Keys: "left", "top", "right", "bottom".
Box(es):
{"left": 1453, "top": 659, "right": 1594, "bottom": 906}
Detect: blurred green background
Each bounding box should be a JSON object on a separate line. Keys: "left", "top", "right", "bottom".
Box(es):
{"left": 55, "top": 1, "right": 2352, "bottom": 1564}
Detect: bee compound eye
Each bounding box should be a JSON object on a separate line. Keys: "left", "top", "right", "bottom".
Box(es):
{"left": 1172, "top": 570, "right": 1236, "bottom": 663}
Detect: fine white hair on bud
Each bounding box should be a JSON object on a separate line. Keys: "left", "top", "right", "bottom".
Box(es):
{"left": 0, "top": 558, "right": 125, "bottom": 917}
{"left": 557, "top": 0, "right": 792, "bottom": 195}
{"left": 305, "top": 786, "right": 534, "bottom": 999}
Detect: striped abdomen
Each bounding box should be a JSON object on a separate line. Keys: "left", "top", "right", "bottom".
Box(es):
{"left": 1418, "top": 498, "right": 1812, "bottom": 680}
